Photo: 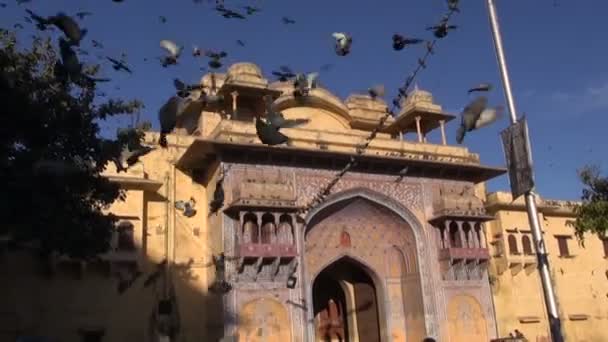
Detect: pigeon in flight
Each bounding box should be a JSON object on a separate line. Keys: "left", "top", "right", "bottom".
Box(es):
{"left": 75, "top": 11, "right": 92, "bottom": 20}
{"left": 427, "top": 16, "right": 457, "bottom": 39}
{"left": 46, "top": 12, "right": 87, "bottom": 46}
{"left": 447, "top": 0, "right": 460, "bottom": 12}
{"left": 332, "top": 32, "right": 352, "bottom": 56}
{"left": 205, "top": 50, "right": 227, "bottom": 69}
{"left": 56, "top": 38, "right": 108, "bottom": 85}
{"left": 25, "top": 9, "right": 50, "bottom": 30}
{"left": 0, "top": 3, "right": 7, "bottom": 8}
{"left": 175, "top": 198, "right": 197, "bottom": 217}
{"left": 293, "top": 72, "right": 319, "bottom": 98}
{"left": 236, "top": 39, "right": 245, "bottom": 47}
{"left": 263, "top": 95, "right": 309, "bottom": 128}
{"left": 272, "top": 66, "right": 296, "bottom": 82}
{"left": 160, "top": 39, "right": 182, "bottom": 67}
{"left": 467, "top": 83, "right": 493, "bottom": 94}
{"left": 209, "top": 178, "right": 225, "bottom": 215}
{"left": 91, "top": 39, "right": 103, "bottom": 48}
{"left": 114, "top": 144, "right": 155, "bottom": 173}
{"left": 215, "top": 5, "right": 246, "bottom": 19}
{"left": 158, "top": 95, "right": 195, "bottom": 147}
{"left": 192, "top": 45, "right": 203, "bottom": 57}
{"left": 368, "top": 84, "right": 385, "bottom": 100}
{"left": 282, "top": 17, "right": 295, "bottom": 25}
{"left": 456, "top": 96, "right": 503, "bottom": 144}
{"left": 392, "top": 34, "right": 424, "bottom": 51}
{"left": 106, "top": 56, "right": 132, "bottom": 74}
{"left": 159, "top": 16, "right": 167, "bottom": 23}
{"left": 243, "top": 6, "right": 260, "bottom": 15}
{"left": 255, "top": 117, "right": 289, "bottom": 146}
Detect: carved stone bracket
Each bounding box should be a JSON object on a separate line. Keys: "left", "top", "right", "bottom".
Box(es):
{"left": 270, "top": 257, "right": 281, "bottom": 281}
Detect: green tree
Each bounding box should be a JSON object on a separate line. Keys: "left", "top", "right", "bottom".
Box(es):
{"left": 569, "top": 164, "right": 608, "bottom": 240}
{"left": 0, "top": 29, "right": 145, "bottom": 260}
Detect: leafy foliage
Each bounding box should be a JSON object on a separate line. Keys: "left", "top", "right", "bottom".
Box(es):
{"left": 569, "top": 164, "right": 608, "bottom": 240}
{"left": 0, "top": 29, "right": 144, "bottom": 260}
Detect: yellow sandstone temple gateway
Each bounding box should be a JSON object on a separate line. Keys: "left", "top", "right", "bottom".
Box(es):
{"left": 1, "top": 63, "right": 607, "bottom": 342}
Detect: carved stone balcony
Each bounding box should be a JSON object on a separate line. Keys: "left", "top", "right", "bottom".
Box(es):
{"left": 238, "top": 243, "right": 297, "bottom": 258}
{"left": 438, "top": 247, "right": 490, "bottom": 263}
{"left": 226, "top": 168, "right": 299, "bottom": 212}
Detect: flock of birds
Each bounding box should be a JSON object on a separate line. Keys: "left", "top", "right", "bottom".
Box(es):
{"left": 8, "top": 0, "right": 505, "bottom": 217}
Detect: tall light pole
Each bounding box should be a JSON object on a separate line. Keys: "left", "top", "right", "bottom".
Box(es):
{"left": 485, "top": 1, "right": 564, "bottom": 341}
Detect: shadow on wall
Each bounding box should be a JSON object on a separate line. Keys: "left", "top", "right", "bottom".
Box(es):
{"left": 0, "top": 242, "right": 241, "bottom": 341}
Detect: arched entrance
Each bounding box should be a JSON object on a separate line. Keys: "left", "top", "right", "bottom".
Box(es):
{"left": 302, "top": 189, "right": 436, "bottom": 342}
{"left": 312, "top": 257, "right": 381, "bottom": 342}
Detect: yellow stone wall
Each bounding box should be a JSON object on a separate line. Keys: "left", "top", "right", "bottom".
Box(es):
{"left": 3, "top": 63, "right": 605, "bottom": 342}
{"left": 486, "top": 191, "right": 608, "bottom": 342}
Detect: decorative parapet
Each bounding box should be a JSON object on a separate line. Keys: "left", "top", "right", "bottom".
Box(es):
{"left": 344, "top": 94, "right": 395, "bottom": 130}
{"left": 226, "top": 167, "right": 298, "bottom": 211}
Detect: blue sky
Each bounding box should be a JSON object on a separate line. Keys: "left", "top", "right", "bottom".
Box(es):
{"left": 2, "top": 0, "right": 606, "bottom": 200}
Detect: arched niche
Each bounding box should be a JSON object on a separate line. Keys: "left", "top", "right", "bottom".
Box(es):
{"left": 261, "top": 213, "right": 276, "bottom": 244}
{"left": 237, "top": 297, "right": 291, "bottom": 342}
{"left": 242, "top": 212, "right": 259, "bottom": 244}
{"left": 446, "top": 295, "right": 488, "bottom": 342}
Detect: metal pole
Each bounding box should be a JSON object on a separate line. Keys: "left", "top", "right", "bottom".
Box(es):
{"left": 485, "top": 1, "right": 564, "bottom": 341}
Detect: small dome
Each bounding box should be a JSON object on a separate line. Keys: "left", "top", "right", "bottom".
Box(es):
{"left": 226, "top": 62, "right": 263, "bottom": 79}
{"left": 404, "top": 84, "right": 434, "bottom": 106}
{"left": 225, "top": 62, "right": 268, "bottom": 87}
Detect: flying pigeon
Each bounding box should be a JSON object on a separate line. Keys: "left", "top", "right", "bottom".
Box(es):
{"left": 192, "top": 45, "right": 202, "bottom": 57}
{"left": 0, "top": 3, "right": 7, "bottom": 8}
{"left": 427, "top": 16, "right": 457, "bottom": 39}
{"left": 158, "top": 95, "right": 195, "bottom": 147}
{"left": 75, "top": 11, "right": 92, "bottom": 20}
{"left": 455, "top": 96, "right": 503, "bottom": 144}
{"left": 159, "top": 16, "right": 167, "bottom": 23}
{"left": 282, "top": 17, "right": 296, "bottom": 25}
{"left": 47, "top": 12, "right": 87, "bottom": 46}
{"left": 467, "top": 83, "right": 493, "bottom": 94}
{"left": 243, "top": 6, "right": 260, "bottom": 15}
{"left": 209, "top": 179, "right": 225, "bottom": 215}
{"left": 332, "top": 32, "right": 352, "bottom": 56}
{"left": 293, "top": 72, "right": 318, "bottom": 97}
{"left": 272, "top": 66, "right": 296, "bottom": 82}
{"left": 255, "top": 117, "right": 289, "bottom": 146}
{"left": 263, "top": 95, "right": 309, "bottom": 128}
{"left": 91, "top": 39, "right": 103, "bottom": 48}
{"left": 447, "top": 0, "right": 460, "bottom": 12}
{"left": 175, "top": 198, "right": 197, "bottom": 217}
{"left": 368, "top": 84, "right": 385, "bottom": 99}
{"left": 215, "top": 5, "right": 246, "bottom": 19}
{"left": 25, "top": 9, "right": 50, "bottom": 30}
{"left": 205, "top": 50, "right": 227, "bottom": 69}
{"left": 236, "top": 39, "right": 245, "bottom": 47}
{"left": 113, "top": 144, "right": 155, "bottom": 172}
{"left": 106, "top": 56, "right": 132, "bottom": 74}
{"left": 392, "top": 34, "right": 424, "bottom": 51}
{"left": 160, "top": 39, "right": 182, "bottom": 67}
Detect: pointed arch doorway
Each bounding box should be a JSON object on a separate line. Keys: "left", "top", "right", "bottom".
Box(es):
{"left": 312, "top": 256, "right": 381, "bottom": 342}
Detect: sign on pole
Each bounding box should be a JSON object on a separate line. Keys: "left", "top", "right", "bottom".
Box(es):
{"left": 500, "top": 118, "right": 534, "bottom": 199}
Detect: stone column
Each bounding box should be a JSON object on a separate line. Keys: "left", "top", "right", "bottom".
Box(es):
{"left": 415, "top": 116, "right": 423, "bottom": 143}
{"left": 231, "top": 91, "right": 239, "bottom": 119}
{"left": 439, "top": 119, "right": 447, "bottom": 145}
{"left": 457, "top": 221, "right": 466, "bottom": 248}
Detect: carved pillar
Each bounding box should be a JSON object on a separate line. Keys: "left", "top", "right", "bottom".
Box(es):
{"left": 457, "top": 221, "right": 466, "bottom": 248}
{"left": 231, "top": 91, "right": 239, "bottom": 119}
{"left": 255, "top": 212, "right": 263, "bottom": 243}
{"left": 479, "top": 224, "right": 487, "bottom": 248}
{"left": 443, "top": 220, "right": 451, "bottom": 248}
{"left": 469, "top": 222, "right": 479, "bottom": 248}
{"left": 439, "top": 119, "right": 447, "bottom": 145}
{"left": 415, "top": 116, "right": 423, "bottom": 143}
